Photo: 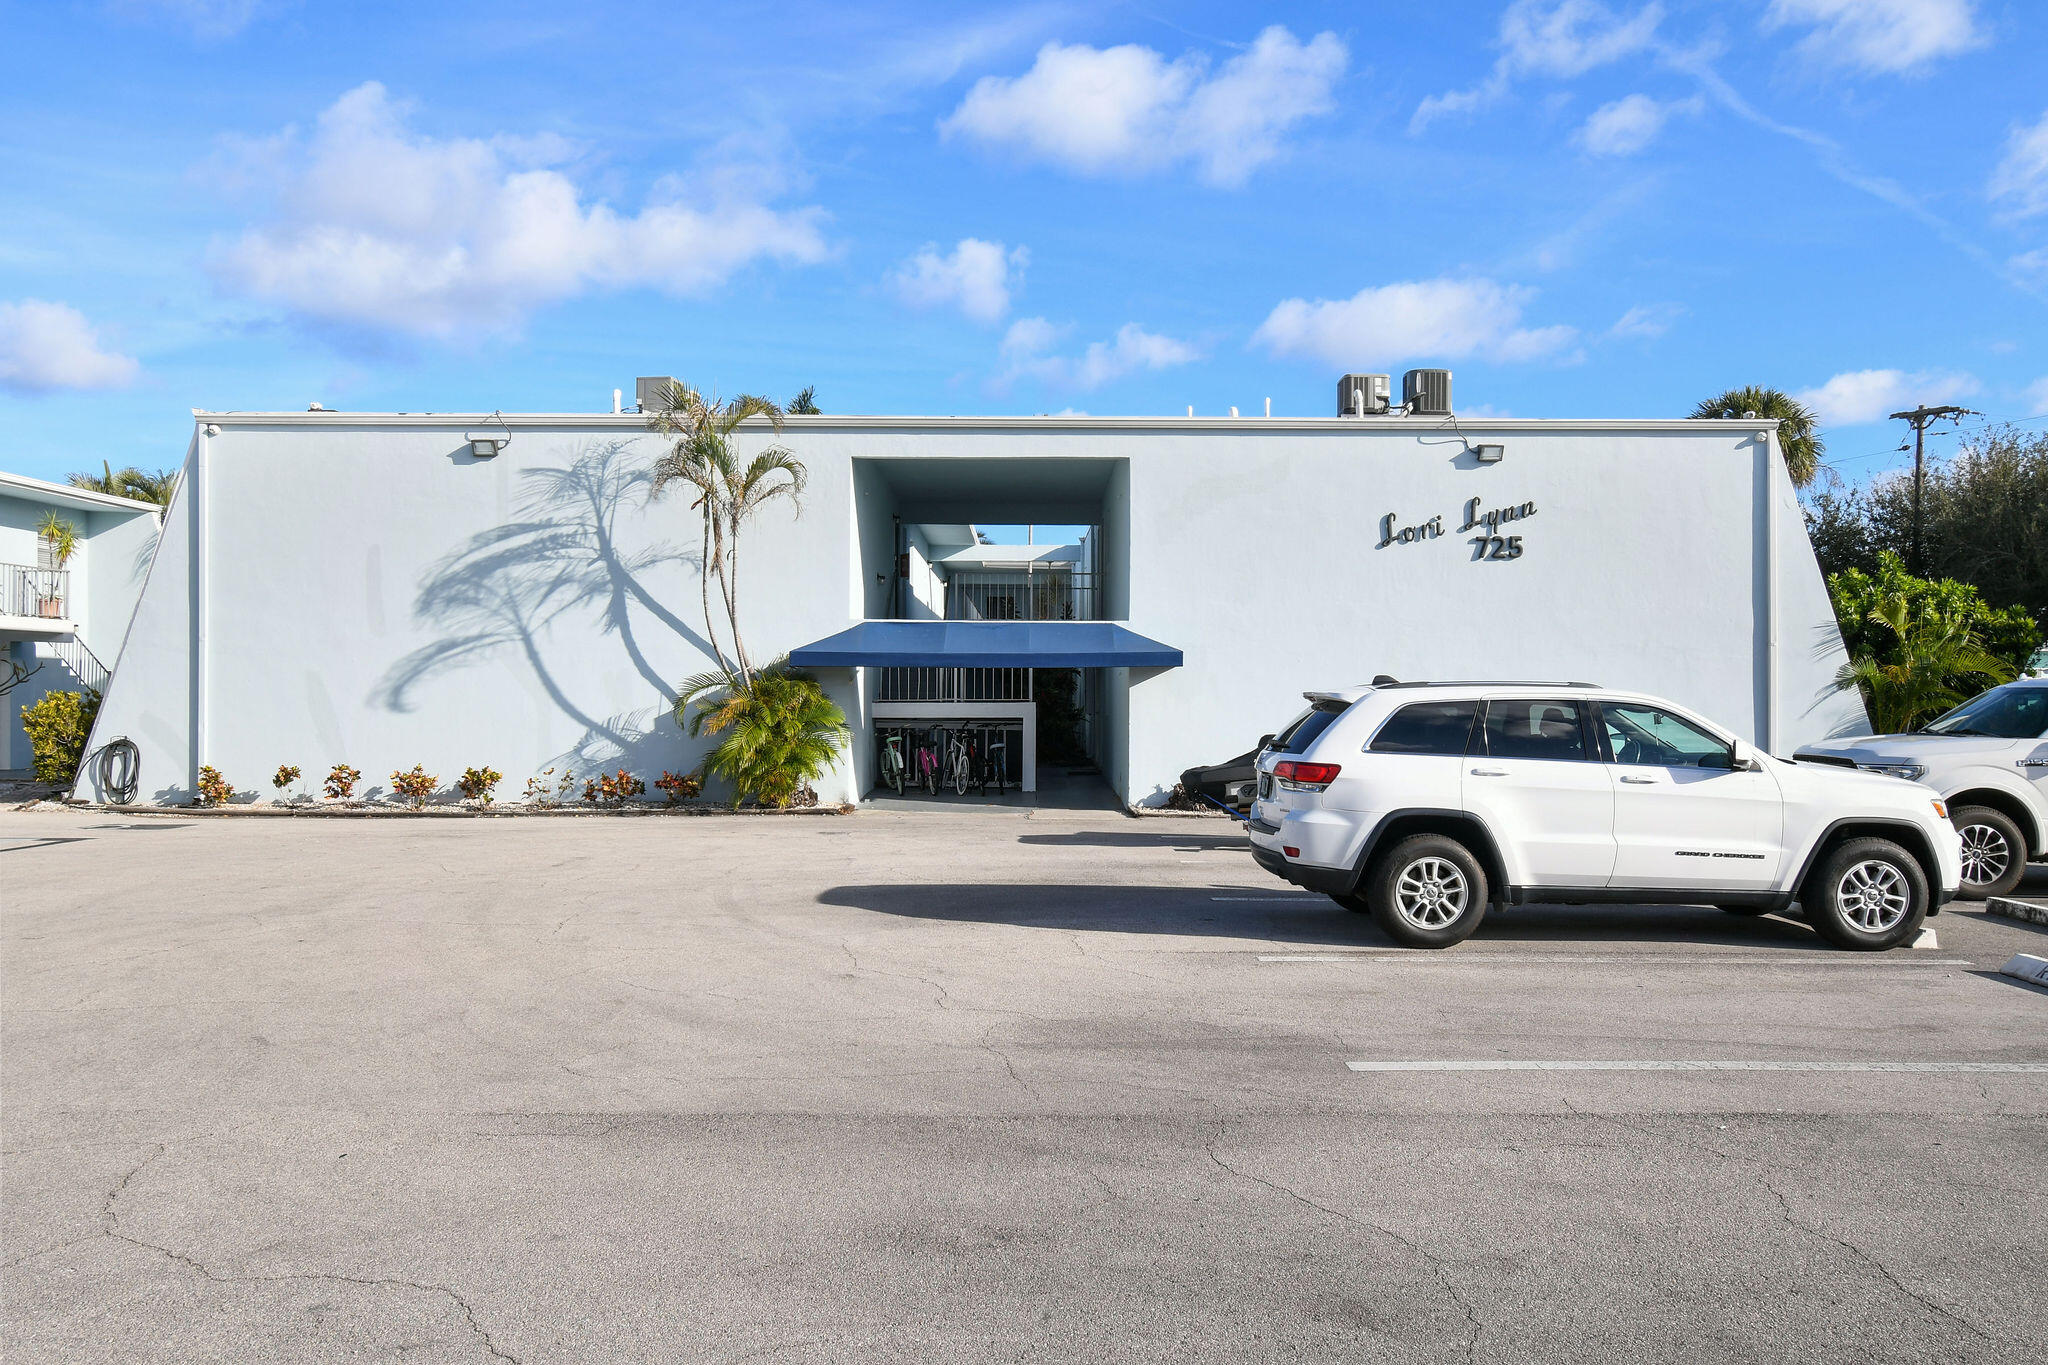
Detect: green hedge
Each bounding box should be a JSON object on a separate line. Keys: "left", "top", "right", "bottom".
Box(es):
{"left": 19, "top": 688, "right": 100, "bottom": 785}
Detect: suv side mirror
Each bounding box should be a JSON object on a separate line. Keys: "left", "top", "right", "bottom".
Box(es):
{"left": 1696, "top": 751, "right": 1737, "bottom": 770}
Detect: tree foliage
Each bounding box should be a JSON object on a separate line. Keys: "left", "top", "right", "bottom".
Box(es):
{"left": 1692, "top": 385, "right": 1824, "bottom": 487}
{"left": 68, "top": 461, "right": 178, "bottom": 506}
{"left": 1827, "top": 553, "right": 2034, "bottom": 733}
{"left": 677, "top": 662, "right": 848, "bottom": 808}
{"left": 20, "top": 687, "right": 100, "bottom": 784}
{"left": 1804, "top": 425, "right": 2048, "bottom": 632}
{"left": 787, "top": 386, "right": 821, "bottom": 414}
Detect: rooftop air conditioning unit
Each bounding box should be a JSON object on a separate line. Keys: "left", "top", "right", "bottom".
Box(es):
{"left": 635, "top": 376, "right": 681, "bottom": 414}
{"left": 1338, "top": 373, "right": 1391, "bottom": 416}
{"left": 1403, "top": 369, "right": 1453, "bottom": 416}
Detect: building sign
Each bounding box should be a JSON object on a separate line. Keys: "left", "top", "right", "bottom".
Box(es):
{"left": 1377, "top": 496, "right": 1538, "bottom": 560}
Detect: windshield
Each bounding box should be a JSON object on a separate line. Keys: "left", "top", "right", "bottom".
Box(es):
{"left": 1922, "top": 684, "right": 2048, "bottom": 739}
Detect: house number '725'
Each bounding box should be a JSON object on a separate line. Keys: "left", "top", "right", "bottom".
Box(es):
{"left": 1471, "top": 535, "right": 1523, "bottom": 561}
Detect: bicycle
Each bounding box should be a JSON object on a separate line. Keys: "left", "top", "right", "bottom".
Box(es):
{"left": 947, "top": 729, "right": 974, "bottom": 796}
{"left": 915, "top": 730, "right": 941, "bottom": 795}
{"left": 878, "top": 730, "right": 905, "bottom": 795}
{"left": 982, "top": 732, "right": 1008, "bottom": 794}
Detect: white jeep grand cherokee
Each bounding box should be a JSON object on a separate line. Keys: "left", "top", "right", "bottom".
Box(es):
{"left": 1246, "top": 681, "right": 1961, "bottom": 951}
{"left": 1795, "top": 677, "right": 2048, "bottom": 900}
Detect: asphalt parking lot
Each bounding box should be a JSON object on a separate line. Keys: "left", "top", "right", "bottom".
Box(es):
{"left": 4, "top": 805, "right": 2045, "bottom": 1363}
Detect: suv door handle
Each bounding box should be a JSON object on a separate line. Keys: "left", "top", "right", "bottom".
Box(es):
{"left": 1469, "top": 767, "right": 1508, "bottom": 777}
{"left": 1618, "top": 775, "right": 1656, "bottom": 784}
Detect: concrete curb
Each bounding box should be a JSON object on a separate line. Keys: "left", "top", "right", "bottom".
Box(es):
{"left": 1998, "top": 953, "right": 2048, "bottom": 990}
{"left": 1986, "top": 896, "right": 2048, "bottom": 926}
{"left": 25, "top": 801, "right": 857, "bottom": 819}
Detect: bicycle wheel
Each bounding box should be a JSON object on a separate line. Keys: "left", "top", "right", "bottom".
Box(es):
{"left": 953, "top": 756, "right": 969, "bottom": 796}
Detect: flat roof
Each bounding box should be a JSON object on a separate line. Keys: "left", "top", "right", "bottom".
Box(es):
{"left": 0, "top": 469, "right": 163, "bottom": 515}
{"left": 192, "top": 410, "right": 1776, "bottom": 435}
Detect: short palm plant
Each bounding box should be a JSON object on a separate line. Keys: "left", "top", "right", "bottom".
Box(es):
{"left": 1692, "top": 386, "right": 1824, "bottom": 488}
{"left": 1833, "top": 594, "right": 2016, "bottom": 733}
{"left": 678, "top": 662, "right": 848, "bottom": 808}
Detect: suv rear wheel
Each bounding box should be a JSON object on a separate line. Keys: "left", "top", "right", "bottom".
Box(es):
{"left": 1951, "top": 805, "right": 2026, "bottom": 900}
{"left": 1805, "top": 837, "right": 1929, "bottom": 951}
{"left": 1367, "top": 834, "right": 1489, "bottom": 948}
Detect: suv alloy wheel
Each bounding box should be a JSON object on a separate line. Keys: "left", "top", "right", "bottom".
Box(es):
{"left": 1950, "top": 805, "right": 2026, "bottom": 900}
{"left": 1367, "top": 833, "right": 1490, "bottom": 948}
{"left": 1805, "top": 837, "right": 1929, "bottom": 951}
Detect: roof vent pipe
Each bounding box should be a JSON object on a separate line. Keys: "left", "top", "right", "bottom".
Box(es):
{"left": 613, "top": 388, "right": 622, "bottom": 415}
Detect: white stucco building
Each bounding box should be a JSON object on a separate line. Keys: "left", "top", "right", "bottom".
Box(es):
{"left": 3, "top": 473, "right": 161, "bottom": 776}
{"left": 74, "top": 386, "right": 1868, "bottom": 806}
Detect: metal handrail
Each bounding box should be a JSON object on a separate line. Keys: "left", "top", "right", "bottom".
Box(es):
{"left": 49, "top": 637, "right": 110, "bottom": 694}
{"left": 944, "top": 569, "right": 1098, "bottom": 622}
{"left": 3, "top": 564, "right": 68, "bottom": 620}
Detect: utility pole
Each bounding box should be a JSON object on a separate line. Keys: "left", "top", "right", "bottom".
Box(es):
{"left": 1886, "top": 404, "right": 1975, "bottom": 576}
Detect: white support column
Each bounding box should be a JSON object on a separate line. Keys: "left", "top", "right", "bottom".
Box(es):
{"left": 191, "top": 419, "right": 209, "bottom": 788}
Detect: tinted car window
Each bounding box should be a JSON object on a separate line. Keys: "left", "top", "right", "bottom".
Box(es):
{"left": 1923, "top": 684, "right": 2048, "bottom": 739}
{"left": 1600, "top": 702, "right": 1731, "bottom": 766}
{"left": 1480, "top": 699, "right": 1588, "bottom": 761}
{"left": 1370, "top": 701, "right": 1479, "bottom": 755}
{"left": 1273, "top": 700, "right": 1351, "bottom": 755}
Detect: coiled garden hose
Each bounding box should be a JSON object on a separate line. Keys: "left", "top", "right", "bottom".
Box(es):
{"left": 96, "top": 736, "right": 140, "bottom": 805}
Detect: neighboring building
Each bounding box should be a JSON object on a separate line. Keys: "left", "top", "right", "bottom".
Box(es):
{"left": 75, "top": 380, "right": 1868, "bottom": 806}
{"left": 2, "top": 472, "right": 161, "bottom": 776}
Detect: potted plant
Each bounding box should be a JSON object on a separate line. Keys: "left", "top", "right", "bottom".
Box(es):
{"left": 34, "top": 513, "right": 78, "bottom": 618}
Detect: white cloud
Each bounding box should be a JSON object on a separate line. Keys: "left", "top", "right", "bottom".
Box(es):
{"left": 0, "top": 300, "right": 140, "bottom": 394}
{"left": 1795, "top": 368, "right": 1980, "bottom": 426}
{"left": 1579, "top": 93, "right": 1700, "bottom": 156}
{"left": 998, "top": 317, "right": 1199, "bottom": 390}
{"left": 2024, "top": 376, "right": 2048, "bottom": 416}
{"left": 1608, "top": 302, "right": 1684, "bottom": 338}
{"left": 888, "top": 238, "right": 1028, "bottom": 323}
{"left": 1763, "top": 0, "right": 1983, "bottom": 75}
{"left": 211, "top": 82, "right": 830, "bottom": 339}
{"left": 1414, "top": 1, "right": 1664, "bottom": 130}
{"left": 1252, "top": 277, "right": 1579, "bottom": 368}
{"left": 2012, "top": 247, "right": 2048, "bottom": 284}
{"left": 942, "top": 26, "right": 1346, "bottom": 187}
{"left": 1989, "top": 110, "right": 2048, "bottom": 220}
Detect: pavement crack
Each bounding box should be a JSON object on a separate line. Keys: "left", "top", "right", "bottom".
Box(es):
{"left": 1760, "top": 1176, "right": 1992, "bottom": 1344}
{"left": 1204, "top": 1120, "right": 1482, "bottom": 1363}
{"left": 95, "top": 1141, "right": 520, "bottom": 1363}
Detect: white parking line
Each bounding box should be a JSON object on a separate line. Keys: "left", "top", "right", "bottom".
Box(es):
{"left": 1258, "top": 953, "right": 1972, "bottom": 966}
{"left": 1346, "top": 1060, "right": 2048, "bottom": 1073}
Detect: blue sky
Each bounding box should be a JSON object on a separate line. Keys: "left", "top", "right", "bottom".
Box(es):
{"left": 2, "top": 0, "right": 2045, "bottom": 492}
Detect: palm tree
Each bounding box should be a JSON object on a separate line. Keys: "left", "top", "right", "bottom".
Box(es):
{"left": 643, "top": 382, "right": 806, "bottom": 688}
{"left": 1833, "top": 593, "right": 2017, "bottom": 733}
{"left": 676, "top": 661, "right": 849, "bottom": 807}
{"left": 68, "top": 461, "right": 178, "bottom": 506}
{"left": 788, "top": 386, "right": 821, "bottom": 415}
{"left": 1692, "top": 386, "right": 1824, "bottom": 488}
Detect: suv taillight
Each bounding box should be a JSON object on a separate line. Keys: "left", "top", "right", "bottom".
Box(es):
{"left": 1274, "top": 760, "right": 1341, "bottom": 790}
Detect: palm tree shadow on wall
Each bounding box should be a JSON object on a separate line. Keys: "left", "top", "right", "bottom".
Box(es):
{"left": 372, "top": 440, "right": 716, "bottom": 775}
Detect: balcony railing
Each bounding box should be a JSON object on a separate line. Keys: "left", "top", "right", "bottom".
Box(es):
{"left": 3, "top": 564, "right": 68, "bottom": 620}
{"left": 944, "top": 569, "right": 1097, "bottom": 622}
{"left": 874, "top": 667, "right": 1033, "bottom": 703}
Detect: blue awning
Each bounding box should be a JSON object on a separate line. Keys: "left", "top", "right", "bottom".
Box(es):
{"left": 788, "top": 620, "right": 1183, "bottom": 669}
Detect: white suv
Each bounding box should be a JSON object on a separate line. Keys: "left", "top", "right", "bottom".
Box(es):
{"left": 1246, "top": 681, "right": 1962, "bottom": 951}
{"left": 1795, "top": 678, "right": 2048, "bottom": 900}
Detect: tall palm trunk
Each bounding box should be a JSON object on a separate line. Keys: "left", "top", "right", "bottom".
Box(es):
{"left": 697, "top": 510, "right": 732, "bottom": 678}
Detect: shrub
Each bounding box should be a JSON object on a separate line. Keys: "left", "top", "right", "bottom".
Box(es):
{"left": 1828, "top": 553, "right": 2035, "bottom": 731}
{"left": 325, "top": 764, "right": 361, "bottom": 800}
{"left": 458, "top": 765, "right": 503, "bottom": 806}
{"left": 195, "top": 765, "right": 235, "bottom": 807}
{"left": 273, "top": 764, "right": 302, "bottom": 794}
{"left": 582, "top": 769, "right": 645, "bottom": 808}
{"left": 390, "top": 765, "right": 438, "bottom": 810}
{"left": 654, "top": 769, "right": 702, "bottom": 805}
{"left": 677, "top": 662, "right": 848, "bottom": 808}
{"left": 19, "top": 688, "right": 100, "bottom": 784}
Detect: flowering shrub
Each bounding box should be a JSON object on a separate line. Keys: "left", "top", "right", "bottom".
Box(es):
{"left": 654, "top": 769, "right": 702, "bottom": 805}
{"left": 458, "top": 765, "right": 503, "bottom": 805}
{"left": 273, "top": 764, "right": 302, "bottom": 793}
{"left": 582, "top": 768, "right": 645, "bottom": 808}
{"left": 325, "top": 764, "right": 361, "bottom": 800}
{"left": 196, "top": 765, "right": 235, "bottom": 807}
{"left": 390, "top": 765, "right": 439, "bottom": 810}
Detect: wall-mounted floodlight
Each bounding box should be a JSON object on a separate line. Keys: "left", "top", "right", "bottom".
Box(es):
{"left": 466, "top": 410, "right": 513, "bottom": 459}
{"left": 1474, "top": 443, "right": 1505, "bottom": 464}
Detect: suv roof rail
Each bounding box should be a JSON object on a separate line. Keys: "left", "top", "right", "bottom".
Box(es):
{"left": 1372, "top": 679, "right": 1601, "bottom": 690}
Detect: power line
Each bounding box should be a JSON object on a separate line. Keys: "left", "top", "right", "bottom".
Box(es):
{"left": 1888, "top": 404, "right": 1976, "bottom": 575}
